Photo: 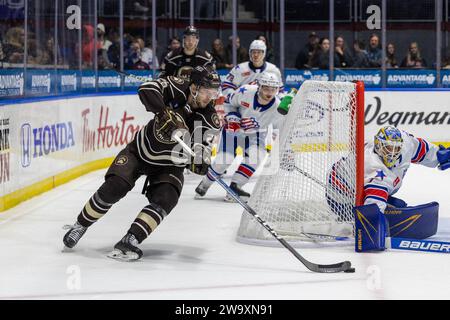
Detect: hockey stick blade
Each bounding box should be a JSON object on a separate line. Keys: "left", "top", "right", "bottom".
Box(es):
{"left": 173, "top": 134, "right": 355, "bottom": 273}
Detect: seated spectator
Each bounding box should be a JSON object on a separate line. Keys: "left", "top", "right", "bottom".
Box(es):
{"left": 34, "top": 36, "right": 56, "bottom": 65}
{"left": 225, "top": 36, "right": 248, "bottom": 64}
{"left": 367, "top": 34, "right": 382, "bottom": 67}
{"left": 400, "top": 42, "right": 427, "bottom": 68}
{"left": 386, "top": 42, "right": 399, "bottom": 68}
{"left": 125, "top": 40, "right": 150, "bottom": 70}
{"left": 160, "top": 36, "right": 181, "bottom": 64}
{"left": 255, "top": 34, "right": 274, "bottom": 63}
{"left": 78, "top": 24, "right": 102, "bottom": 68}
{"left": 136, "top": 37, "right": 159, "bottom": 68}
{"left": 335, "top": 35, "right": 353, "bottom": 68}
{"left": 107, "top": 30, "right": 122, "bottom": 68}
{"left": 211, "top": 38, "right": 233, "bottom": 70}
{"left": 351, "top": 40, "right": 369, "bottom": 68}
{"left": 442, "top": 49, "right": 450, "bottom": 69}
{"left": 308, "top": 37, "right": 338, "bottom": 69}
{"left": 3, "top": 27, "right": 25, "bottom": 63}
{"left": 295, "top": 32, "right": 319, "bottom": 69}
{"left": 97, "top": 23, "right": 112, "bottom": 51}
{"left": 98, "top": 48, "right": 113, "bottom": 70}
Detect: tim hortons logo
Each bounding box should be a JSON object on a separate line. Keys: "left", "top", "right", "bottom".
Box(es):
{"left": 82, "top": 106, "right": 142, "bottom": 152}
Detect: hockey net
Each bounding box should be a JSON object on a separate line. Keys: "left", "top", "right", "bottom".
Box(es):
{"left": 236, "top": 80, "right": 365, "bottom": 246}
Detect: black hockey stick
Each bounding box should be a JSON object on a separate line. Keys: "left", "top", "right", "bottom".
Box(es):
{"left": 114, "top": 69, "right": 152, "bottom": 82}
{"left": 174, "top": 134, "right": 355, "bottom": 273}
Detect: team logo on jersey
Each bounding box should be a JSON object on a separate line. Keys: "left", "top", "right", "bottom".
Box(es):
{"left": 115, "top": 155, "right": 128, "bottom": 165}
{"left": 240, "top": 101, "right": 250, "bottom": 108}
{"left": 375, "top": 170, "right": 386, "bottom": 180}
{"left": 211, "top": 113, "right": 221, "bottom": 128}
{"left": 177, "top": 66, "right": 194, "bottom": 80}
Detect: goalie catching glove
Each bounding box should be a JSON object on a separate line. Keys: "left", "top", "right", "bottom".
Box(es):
{"left": 154, "top": 108, "right": 187, "bottom": 142}
{"left": 188, "top": 143, "right": 212, "bottom": 175}
{"left": 437, "top": 145, "right": 450, "bottom": 170}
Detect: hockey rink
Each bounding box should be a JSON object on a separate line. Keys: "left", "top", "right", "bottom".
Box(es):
{"left": 0, "top": 164, "right": 449, "bottom": 300}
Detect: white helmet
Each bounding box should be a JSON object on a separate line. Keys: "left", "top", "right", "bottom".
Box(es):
{"left": 258, "top": 72, "right": 281, "bottom": 88}
{"left": 249, "top": 40, "right": 266, "bottom": 59}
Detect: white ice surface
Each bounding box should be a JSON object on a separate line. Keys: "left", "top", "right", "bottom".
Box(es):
{"left": 0, "top": 164, "right": 449, "bottom": 300}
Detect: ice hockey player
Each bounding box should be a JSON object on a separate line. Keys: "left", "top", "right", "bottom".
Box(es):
{"left": 159, "top": 26, "right": 214, "bottom": 80}
{"left": 221, "top": 39, "right": 283, "bottom": 99}
{"left": 63, "top": 65, "right": 221, "bottom": 261}
{"left": 327, "top": 126, "right": 450, "bottom": 252}
{"left": 195, "top": 72, "right": 285, "bottom": 202}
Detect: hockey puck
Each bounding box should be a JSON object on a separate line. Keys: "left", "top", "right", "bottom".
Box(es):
{"left": 344, "top": 267, "right": 356, "bottom": 273}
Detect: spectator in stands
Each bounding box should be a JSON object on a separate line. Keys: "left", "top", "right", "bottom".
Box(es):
{"left": 136, "top": 38, "right": 159, "bottom": 68}
{"left": 0, "top": 42, "right": 4, "bottom": 62}
{"left": 255, "top": 34, "right": 274, "bottom": 63}
{"left": 295, "top": 32, "right": 319, "bottom": 69}
{"left": 34, "top": 36, "right": 56, "bottom": 65}
{"left": 443, "top": 49, "right": 450, "bottom": 69}
{"left": 98, "top": 48, "right": 113, "bottom": 70}
{"left": 3, "top": 27, "right": 25, "bottom": 63}
{"left": 367, "top": 34, "right": 382, "bottom": 67}
{"left": 400, "top": 42, "right": 427, "bottom": 68}
{"left": 159, "top": 36, "right": 181, "bottom": 68}
{"left": 386, "top": 42, "right": 399, "bottom": 68}
{"left": 107, "top": 30, "right": 121, "bottom": 68}
{"left": 211, "top": 38, "right": 233, "bottom": 70}
{"left": 308, "top": 37, "right": 337, "bottom": 69}
{"left": 80, "top": 24, "right": 102, "bottom": 68}
{"left": 225, "top": 36, "right": 248, "bottom": 65}
{"left": 351, "top": 40, "right": 369, "bottom": 68}
{"left": 335, "top": 35, "right": 353, "bottom": 68}
{"left": 125, "top": 40, "right": 150, "bottom": 70}
{"left": 97, "top": 23, "right": 112, "bottom": 52}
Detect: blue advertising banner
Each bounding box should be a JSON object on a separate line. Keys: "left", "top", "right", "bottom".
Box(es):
{"left": 57, "top": 70, "right": 80, "bottom": 94}
{"left": 25, "top": 70, "right": 56, "bottom": 96}
{"left": 0, "top": 69, "right": 24, "bottom": 98}
{"left": 387, "top": 69, "right": 437, "bottom": 88}
{"left": 440, "top": 70, "right": 450, "bottom": 88}
{"left": 123, "top": 70, "right": 154, "bottom": 91}
{"left": 284, "top": 69, "right": 329, "bottom": 90}
{"left": 97, "top": 71, "right": 122, "bottom": 92}
{"left": 81, "top": 70, "right": 96, "bottom": 93}
{"left": 334, "top": 69, "right": 382, "bottom": 87}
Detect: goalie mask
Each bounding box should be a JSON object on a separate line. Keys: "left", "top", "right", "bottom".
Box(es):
{"left": 374, "top": 126, "right": 403, "bottom": 168}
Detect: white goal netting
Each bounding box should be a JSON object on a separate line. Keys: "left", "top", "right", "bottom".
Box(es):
{"left": 236, "top": 80, "right": 364, "bottom": 246}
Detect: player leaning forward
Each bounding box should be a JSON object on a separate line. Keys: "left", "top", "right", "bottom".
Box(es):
{"left": 63, "top": 65, "right": 221, "bottom": 261}
{"left": 195, "top": 72, "right": 285, "bottom": 201}
{"left": 329, "top": 126, "right": 450, "bottom": 251}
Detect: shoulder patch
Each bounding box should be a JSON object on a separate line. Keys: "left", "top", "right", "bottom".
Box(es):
{"left": 170, "top": 76, "right": 185, "bottom": 85}
{"left": 211, "top": 112, "right": 221, "bottom": 129}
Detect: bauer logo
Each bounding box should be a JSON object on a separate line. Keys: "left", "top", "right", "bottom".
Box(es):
{"left": 20, "top": 122, "right": 75, "bottom": 165}
{"left": 398, "top": 240, "right": 450, "bottom": 252}
{"left": 20, "top": 123, "right": 31, "bottom": 167}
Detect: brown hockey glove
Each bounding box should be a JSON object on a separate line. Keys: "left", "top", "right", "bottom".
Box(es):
{"left": 188, "top": 143, "right": 212, "bottom": 175}
{"left": 154, "top": 109, "right": 187, "bottom": 141}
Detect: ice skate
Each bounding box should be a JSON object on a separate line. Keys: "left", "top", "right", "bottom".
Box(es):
{"left": 224, "top": 182, "right": 250, "bottom": 203}
{"left": 63, "top": 222, "right": 88, "bottom": 249}
{"left": 107, "top": 233, "right": 143, "bottom": 261}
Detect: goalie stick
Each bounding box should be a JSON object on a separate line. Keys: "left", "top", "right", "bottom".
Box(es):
{"left": 173, "top": 133, "right": 355, "bottom": 273}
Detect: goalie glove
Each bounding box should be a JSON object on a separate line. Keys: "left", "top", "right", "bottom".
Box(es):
{"left": 437, "top": 145, "right": 450, "bottom": 171}
{"left": 154, "top": 109, "right": 187, "bottom": 142}
{"left": 188, "top": 143, "right": 212, "bottom": 175}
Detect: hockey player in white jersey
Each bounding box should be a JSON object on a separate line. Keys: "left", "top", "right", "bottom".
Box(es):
{"left": 326, "top": 126, "right": 450, "bottom": 251}
{"left": 195, "top": 72, "right": 285, "bottom": 201}
{"left": 221, "top": 40, "right": 283, "bottom": 98}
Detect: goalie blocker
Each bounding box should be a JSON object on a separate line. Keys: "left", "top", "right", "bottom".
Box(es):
{"left": 354, "top": 201, "right": 439, "bottom": 252}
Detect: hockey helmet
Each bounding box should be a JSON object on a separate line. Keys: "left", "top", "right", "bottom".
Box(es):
{"left": 249, "top": 39, "right": 266, "bottom": 58}
{"left": 258, "top": 72, "right": 281, "bottom": 88}
{"left": 183, "top": 25, "right": 199, "bottom": 38}
{"left": 374, "top": 126, "right": 403, "bottom": 168}
{"left": 190, "top": 64, "right": 221, "bottom": 90}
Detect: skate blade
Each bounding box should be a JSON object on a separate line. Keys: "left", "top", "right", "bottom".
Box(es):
{"left": 194, "top": 193, "right": 206, "bottom": 200}
{"left": 107, "top": 249, "right": 140, "bottom": 262}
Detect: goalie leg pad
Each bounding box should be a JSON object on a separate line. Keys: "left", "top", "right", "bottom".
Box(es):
{"left": 384, "top": 202, "right": 439, "bottom": 239}
{"left": 354, "top": 204, "right": 388, "bottom": 252}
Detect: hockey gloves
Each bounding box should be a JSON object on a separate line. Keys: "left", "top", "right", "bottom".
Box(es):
{"left": 437, "top": 145, "right": 450, "bottom": 171}
{"left": 224, "top": 113, "right": 241, "bottom": 133}
{"left": 188, "top": 143, "right": 212, "bottom": 176}
{"left": 155, "top": 109, "right": 187, "bottom": 142}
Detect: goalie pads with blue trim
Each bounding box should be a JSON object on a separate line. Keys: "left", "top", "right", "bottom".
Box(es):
{"left": 384, "top": 202, "right": 439, "bottom": 239}
{"left": 354, "top": 204, "right": 388, "bottom": 252}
